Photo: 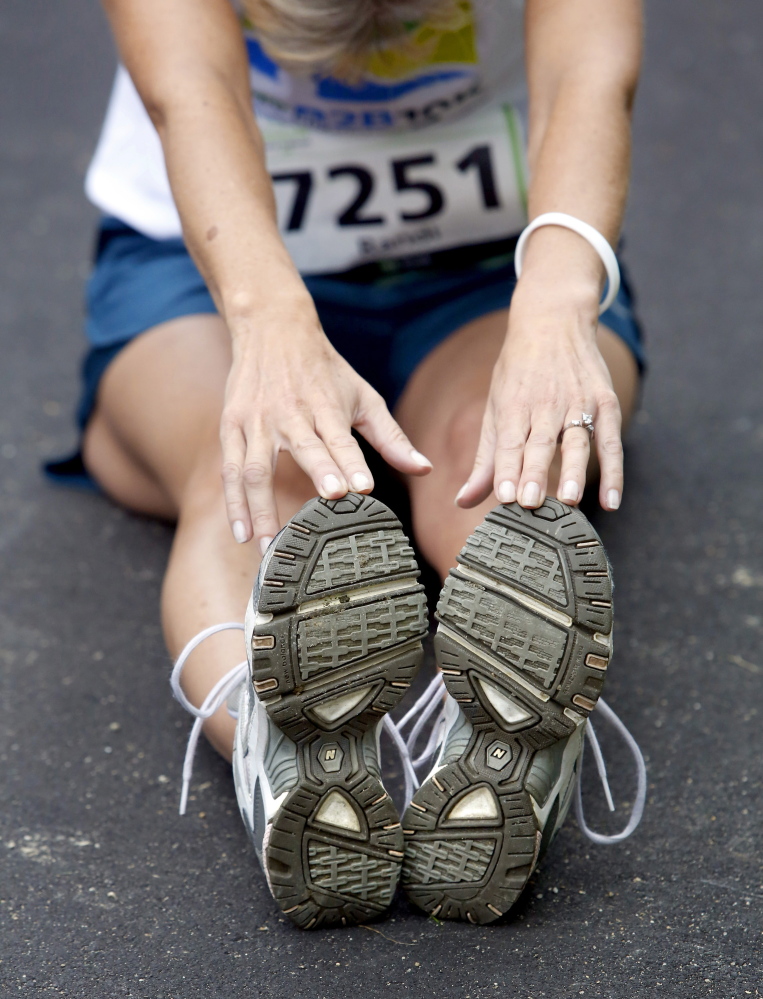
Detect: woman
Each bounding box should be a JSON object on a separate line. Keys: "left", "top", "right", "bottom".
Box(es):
{"left": 63, "top": 0, "right": 644, "bottom": 927}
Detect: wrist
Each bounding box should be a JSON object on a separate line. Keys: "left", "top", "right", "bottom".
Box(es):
{"left": 508, "top": 271, "right": 602, "bottom": 345}
{"left": 517, "top": 224, "right": 604, "bottom": 304}
{"left": 224, "top": 283, "right": 320, "bottom": 343}
{"left": 511, "top": 269, "right": 601, "bottom": 328}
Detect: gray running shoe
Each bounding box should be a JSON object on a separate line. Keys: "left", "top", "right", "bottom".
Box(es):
{"left": 401, "top": 499, "right": 614, "bottom": 924}
{"left": 234, "top": 493, "right": 428, "bottom": 929}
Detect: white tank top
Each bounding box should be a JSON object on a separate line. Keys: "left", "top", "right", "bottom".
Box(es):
{"left": 86, "top": 0, "right": 528, "bottom": 272}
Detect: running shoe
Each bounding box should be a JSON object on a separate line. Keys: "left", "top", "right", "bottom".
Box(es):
{"left": 400, "top": 498, "right": 615, "bottom": 924}
{"left": 234, "top": 493, "right": 428, "bottom": 928}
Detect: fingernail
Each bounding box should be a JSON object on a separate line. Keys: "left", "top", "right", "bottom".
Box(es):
{"left": 607, "top": 489, "right": 621, "bottom": 511}
{"left": 497, "top": 481, "right": 517, "bottom": 504}
{"left": 410, "top": 449, "right": 433, "bottom": 469}
{"left": 232, "top": 520, "right": 248, "bottom": 544}
{"left": 258, "top": 535, "right": 273, "bottom": 556}
{"left": 455, "top": 483, "right": 469, "bottom": 504}
{"left": 320, "top": 474, "right": 343, "bottom": 496}
{"left": 350, "top": 472, "right": 372, "bottom": 493}
{"left": 561, "top": 480, "right": 579, "bottom": 503}
{"left": 521, "top": 482, "right": 541, "bottom": 507}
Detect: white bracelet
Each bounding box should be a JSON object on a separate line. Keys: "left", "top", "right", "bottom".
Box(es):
{"left": 514, "top": 212, "right": 621, "bottom": 315}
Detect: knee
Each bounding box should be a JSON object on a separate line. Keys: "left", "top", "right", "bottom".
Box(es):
{"left": 82, "top": 414, "right": 176, "bottom": 519}
{"left": 179, "top": 442, "right": 227, "bottom": 521}
{"left": 438, "top": 396, "right": 486, "bottom": 482}
{"left": 409, "top": 396, "right": 489, "bottom": 578}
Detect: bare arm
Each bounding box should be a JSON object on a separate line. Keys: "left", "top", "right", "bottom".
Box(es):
{"left": 101, "top": 0, "right": 431, "bottom": 549}
{"left": 457, "top": 0, "right": 643, "bottom": 512}
{"left": 525, "top": 0, "right": 641, "bottom": 244}
{"left": 102, "top": 0, "right": 297, "bottom": 317}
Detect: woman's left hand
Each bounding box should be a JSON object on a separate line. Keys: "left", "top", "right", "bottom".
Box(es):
{"left": 455, "top": 272, "right": 623, "bottom": 513}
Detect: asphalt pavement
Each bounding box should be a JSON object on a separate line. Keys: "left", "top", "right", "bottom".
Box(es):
{"left": 2, "top": 1, "right": 763, "bottom": 996}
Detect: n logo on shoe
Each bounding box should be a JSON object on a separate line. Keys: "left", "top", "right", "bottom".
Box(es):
{"left": 318, "top": 743, "right": 344, "bottom": 773}
{"left": 485, "top": 740, "right": 513, "bottom": 771}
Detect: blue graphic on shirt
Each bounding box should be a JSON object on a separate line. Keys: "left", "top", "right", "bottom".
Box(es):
{"left": 315, "top": 71, "right": 468, "bottom": 102}
{"left": 246, "top": 37, "right": 280, "bottom": 79}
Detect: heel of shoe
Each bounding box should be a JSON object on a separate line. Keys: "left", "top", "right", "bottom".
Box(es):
{"left": 401, "top": 742, "right": 540, "bottom": 924}
{"left": 266, "top": 757, "right": 404, "bottom": 929}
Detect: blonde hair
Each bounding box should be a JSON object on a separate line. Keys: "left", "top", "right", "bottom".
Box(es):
{"left": 243, "top": 0, "right": 463, "bottom": 76}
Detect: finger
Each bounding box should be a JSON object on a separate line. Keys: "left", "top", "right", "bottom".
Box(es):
{"left": 355, "top": 388, "right": 432, "bottom": 476}
{"left": 453, "top": 401, "right": 495, "bottom": 508}
{"left": 288, "top": 422, "right": 349, "bottom": 499}
{"left": 455, "top": 426, "right": 496, "bottom": 508}
{"left": 517, "top": 419, "right": 562, "bottom": 509}
{"left": 456, "top": 416, "right": 496, "bottom": 508}
{"left": 240, "top": 446, "right": 281, "bottom": 555}
{"left": 314, "top": 413, "right": 375, "bottom": 494}
{"left": 557, "top": 421, "right": 592, "bottom": 506}
{"left": 595, "top": 393, "right": 624, "bottom": 510}
{"left": 220, "top": 417, "right": 257, "bottom": 545}
{"left": 491, "top": 409, "right": 531, "bottom": 507}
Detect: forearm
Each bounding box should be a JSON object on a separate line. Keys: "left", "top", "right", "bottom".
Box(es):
{"left": 154, "top": 82, "right": 314, "bottom": 336}
{"left": 102, "top": 0, "right": 314, "bottom": 342}
{"left": 520, "top": 0, "right": 642, "bottom": 300}
{"left": 520, "top": 84, "right": 635, "bottom": 301}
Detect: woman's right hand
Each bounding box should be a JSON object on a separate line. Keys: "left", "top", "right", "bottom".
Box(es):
{"left": 102, "top": 0, "right": 431, "bottom": 553}
{"left": 219, "top": 301, "right": 432, "bottom": 553}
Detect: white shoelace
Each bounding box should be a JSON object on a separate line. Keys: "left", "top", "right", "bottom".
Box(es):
{"left": 170, "top": 621, "right": 246, "bottom": 815}
{"left": 394, "top": 672, "right": 647, "bottom": 846}
{"left": 573, "top": 697, "right": 648, "bottom": 844}
{"left": 171, "top": 624, "right": 647, "bottom": 843}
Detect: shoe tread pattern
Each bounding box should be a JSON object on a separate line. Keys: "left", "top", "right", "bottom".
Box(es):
{"left": 267, "top": 765, "right": 404, "bottom": 929}
{"left": 437, "top": 499, "right": 612, "bottom": 732}
{"left": 402, "top": 500, "right": 612, "bottom": 924}
{"left": 254, "top": 495, "right": 423, "bottom": 929}
{"left": 404, "top": 837, "right": 495, "bottom": 885}
{"left": 402, "top": 748, "right": 539, "bottom": 924}
{"left": 252, "top": 494, "right": 427, "bottom": 742}
{"left": 297, "top": 593, "right": 425, "bottom": 679}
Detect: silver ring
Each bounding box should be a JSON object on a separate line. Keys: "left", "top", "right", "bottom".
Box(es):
{"left": 560, "top": 412, "right": 595, "bottom": 440}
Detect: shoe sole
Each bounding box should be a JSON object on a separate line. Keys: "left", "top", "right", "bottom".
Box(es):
{"left": 401, "top": 499, "right": 613, "bottom": 924}
{"left": 250, "top": 493, "right": 428, "bottom": 929}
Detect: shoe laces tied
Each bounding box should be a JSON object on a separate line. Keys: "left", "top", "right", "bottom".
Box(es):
{"left": 170, "top": 626, "right": 646, "bottom": 844}
{"left": 574, "top": 697, "right": 648, "bottom": 844}
{"left": 171, "top": 623, "right": 433, "bottom": 816}
{"left": 170, "top": 622, "right": 246, "bottom": 816}
{"left": 389, "top": 673, "right": 647, "bottom": 844}
{"left": 382, "top": 673, "right": 446, "bottom": 806}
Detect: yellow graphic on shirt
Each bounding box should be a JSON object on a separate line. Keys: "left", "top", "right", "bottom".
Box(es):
{"left": 366, "top": 1, "right": 478, "bottom": 80}
{"left": 242, "top": 1, "right": 478, "bottom": 79}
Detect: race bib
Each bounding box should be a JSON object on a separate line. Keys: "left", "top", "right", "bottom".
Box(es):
{"left": 259, "top": 100, "right": 528, "bottom": 274}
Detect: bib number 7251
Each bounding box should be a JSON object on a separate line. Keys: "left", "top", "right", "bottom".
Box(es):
{"left": 262, "top": 100, "right": 527, "bottom": 273}
{"left": 272, "top": 144, "right": 500, "bottom": 232}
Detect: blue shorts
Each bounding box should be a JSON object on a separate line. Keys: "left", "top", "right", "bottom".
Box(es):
{"left": 45, "top": 216, "right": 644, "bottom": 484}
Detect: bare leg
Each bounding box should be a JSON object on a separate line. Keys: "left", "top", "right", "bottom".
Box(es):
{"left": 395, "top": 309, "right": 639, "bottom": 580}
{"left": 83, "top": 315, "right": 314, "bottom": 757}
